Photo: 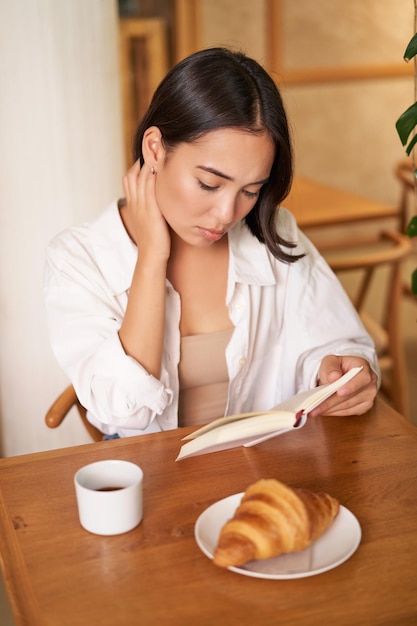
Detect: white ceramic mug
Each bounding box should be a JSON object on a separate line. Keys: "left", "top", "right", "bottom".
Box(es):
{"left": 74, "top": 460, "right": 143, "bottom": 535}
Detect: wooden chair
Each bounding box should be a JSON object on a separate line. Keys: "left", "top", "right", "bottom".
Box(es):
{"left": 323, "top": 230, "right": 411, "bottom": 418}
{"left": 394, "top": 158, "right": 415, "bottom": 232}
{"left": 45, "top": 385, "right": 103, "bottom": 442}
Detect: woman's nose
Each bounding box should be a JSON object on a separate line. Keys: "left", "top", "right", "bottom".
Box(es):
{"left": 212, "top": 195, "right": 237, "bottom": 224}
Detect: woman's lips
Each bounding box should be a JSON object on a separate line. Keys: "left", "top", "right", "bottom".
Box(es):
{"left": 197, "top": 227, "right": 225, "bottom": 242}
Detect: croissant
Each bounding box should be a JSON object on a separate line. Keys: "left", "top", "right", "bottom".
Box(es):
{"left": 213, "top": 478, "right": 339, "bottom": 568}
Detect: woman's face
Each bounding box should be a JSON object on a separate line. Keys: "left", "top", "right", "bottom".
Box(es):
{"left": 155, "top": 128, "right": 275, "bottom": 246}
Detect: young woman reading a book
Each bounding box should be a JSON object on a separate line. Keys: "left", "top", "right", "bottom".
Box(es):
{"left": 44, "top": 48, "right": 378, "bottom": 439}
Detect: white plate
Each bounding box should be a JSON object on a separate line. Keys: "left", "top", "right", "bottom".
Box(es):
{"left": 195, "top": 492, "right": 361, "bottom": 579}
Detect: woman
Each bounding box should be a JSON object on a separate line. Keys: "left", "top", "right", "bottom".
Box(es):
{"left": 44, "top": 47, "right": 378, "bottom": 438}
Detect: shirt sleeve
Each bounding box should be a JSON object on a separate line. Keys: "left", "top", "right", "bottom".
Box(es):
{"left": 43, "top": 241, "right": 174, "bottom": 432}
{"left": 287, "top": 228, "right": 381, "bottom": 391}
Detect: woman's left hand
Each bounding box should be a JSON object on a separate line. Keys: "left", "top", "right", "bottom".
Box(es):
{"left": 309, "top": 354, "right": 378, "bottom": 417}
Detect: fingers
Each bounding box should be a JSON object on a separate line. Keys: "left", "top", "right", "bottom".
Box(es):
{"left": 122, "top": 160, "right": 151, "bottom": 204}
{"left": 317, "top": 354, "right": 344, "bottom": 385}
{"left": 143, "top": 162, "right": 158, "bottom": 209}
{"left": 311, "top": 355, "right": 378, "bottom": 417}
{"left": 122, "top": 160, "right": 138, "bottom": 204}
{"left": 122, "top": 161, "right": 159, "bottom": 232}
{"left": 121, "top": 160, "right": 170, "bottom": 259}
{"left": 310, "top": 382, "right": 377, "bottom": 417}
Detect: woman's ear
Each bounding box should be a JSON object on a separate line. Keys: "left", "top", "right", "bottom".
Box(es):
{"left": 142, "top": 126, "right": 165, "bottom": 171}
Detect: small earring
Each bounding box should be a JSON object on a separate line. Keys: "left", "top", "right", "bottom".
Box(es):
{"left": 150, "top": 166, "right": 155, "bottom": 175}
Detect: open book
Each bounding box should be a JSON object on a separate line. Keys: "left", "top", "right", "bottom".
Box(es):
{"left": 176, "top": 366, "right": 362, "bottom": 461}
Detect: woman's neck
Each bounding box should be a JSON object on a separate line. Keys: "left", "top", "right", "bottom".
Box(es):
{"left": 167, "top": 231, "right": 231, "bottom": 336}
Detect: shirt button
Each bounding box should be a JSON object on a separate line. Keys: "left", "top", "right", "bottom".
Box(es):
{"left": 238, "top": 357, "right": 246, "bottom": 367}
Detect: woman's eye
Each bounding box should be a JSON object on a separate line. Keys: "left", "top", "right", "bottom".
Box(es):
{"left": 242, "top": 189, "right": 259, "bottom": 199}
{"left": 198, "top": 180, "right": 219, "bottom": 192}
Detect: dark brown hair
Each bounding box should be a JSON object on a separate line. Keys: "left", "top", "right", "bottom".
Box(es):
{"left": 133, "top": 47, "right": 300, "bottom": 263}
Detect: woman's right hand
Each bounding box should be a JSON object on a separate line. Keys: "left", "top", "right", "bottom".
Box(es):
{"left": 119, "top": 161, "right": 170, "bottom": 378}
{"left": 122, "top": 160, "right": 171, "bottom": 262}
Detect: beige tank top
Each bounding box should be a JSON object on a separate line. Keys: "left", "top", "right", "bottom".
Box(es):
{"left": 178, "top": 327, "right": 233, "bottom": 427}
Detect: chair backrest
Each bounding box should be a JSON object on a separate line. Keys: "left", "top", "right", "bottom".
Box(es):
{"left": 394, "top": 158, "right": 416, "bottom": 232}
{"left": 324, "top": 230, "right": 411, "bottom": 417}
{"left": 45, "top": 385, "right": 102, "bottom": 442}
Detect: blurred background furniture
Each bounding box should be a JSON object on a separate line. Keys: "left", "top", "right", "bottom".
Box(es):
{"left": 285, "top": 177, "right": 399, "bottom": 228}
{"left": 324, "top": 230, "right": 411, "bottom": 418}
{"left": 394, "top": 157, "right": 417, "bottom": 302}
{"left": 395, "top": 158, "right": 415, "bottom": 232}
{"left": 45, "top": 386, "right": 102, "bottom": 442}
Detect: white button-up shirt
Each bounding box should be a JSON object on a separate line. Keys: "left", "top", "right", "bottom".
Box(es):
{"left": 44, "top": 201, "right": 378, "bottom": 436}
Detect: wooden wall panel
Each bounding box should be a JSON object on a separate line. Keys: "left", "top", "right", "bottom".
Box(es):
{"left": 119, "top": 18, "right": 168, "bottom": 166}
{"left": 174, "top": 0, "right": 414, "bottom": 82}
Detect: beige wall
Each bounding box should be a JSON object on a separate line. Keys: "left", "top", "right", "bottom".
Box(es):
{"left": 281, "top": 0, "right": 413, "bottom": 206}
{"left": 199, "top": 0, "right": 268, "bottom": 62}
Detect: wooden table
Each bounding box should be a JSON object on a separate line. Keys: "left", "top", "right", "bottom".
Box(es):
{"left": 286, "top": 177, "right": 399, "bottom": 228}
{"left": 1, "top": 397, "right": 417, "bottom": 626}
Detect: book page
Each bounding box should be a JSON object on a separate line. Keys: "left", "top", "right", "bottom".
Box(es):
{"left": 176, "top": 413, "right": 305, "bottom": 461}
{"left": 176, "top": 366, "right": 363, "bottom": 460}
{"left": 274, "top": 366, "right": 363, "bottom": 413}
{"left": 183, "top": 367, "right": 362, "bottom": 441}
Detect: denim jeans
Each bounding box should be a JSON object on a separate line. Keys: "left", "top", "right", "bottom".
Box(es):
{"left": 102, "top": 433, "right": 121, "bottom": 441}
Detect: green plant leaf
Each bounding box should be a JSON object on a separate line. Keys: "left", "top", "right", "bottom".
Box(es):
{"left": 406, "top": 215, "right": 417, "bottom": 237}
{"left": 406, "top": 133, "right": 417, "bottom": 155}
{"left": 404, "top": 33, "right": 417, "bottom": 61}
{"left": 396, "top": 102, "right": 417, "bottom": 145}
{"left": 411, "top": 268, "right": 417, "bottom": 295}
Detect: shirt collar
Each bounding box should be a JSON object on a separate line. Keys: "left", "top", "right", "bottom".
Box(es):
{"left": 227, "top": 221, "right": 276, "bottom": 286}
{"left": 226, "top": 208, "right": 302, "bottom": 303}
{"left": 89, "top": 202, "right": 294, "bottom": 298}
